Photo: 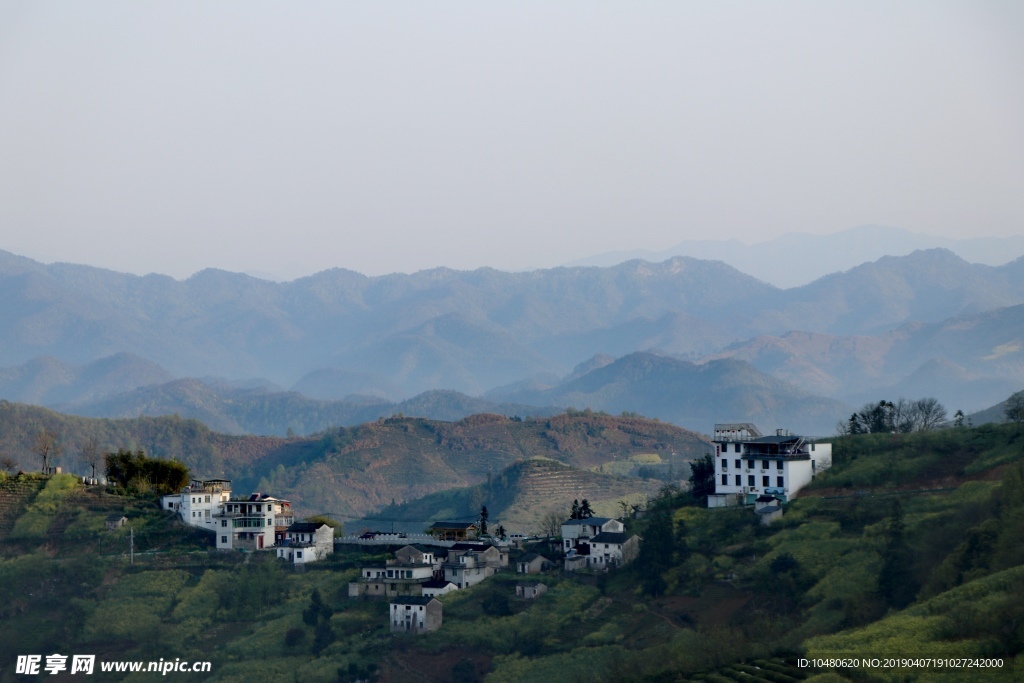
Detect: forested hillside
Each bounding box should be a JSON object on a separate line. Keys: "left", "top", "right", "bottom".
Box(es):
{"left": 0, "top": 402, "right": 708, "bottom": 520}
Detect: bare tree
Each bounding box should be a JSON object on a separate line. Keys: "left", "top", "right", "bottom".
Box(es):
{"left": 539, "top": 509, "right": 564, "bottom": 540}
{"left": 81, "top": 437, "right": 101, "bottom": 479}
{"left": 34, "top": 429, "right": 62, "bottom": 474}
{"left": 0, "top": 455, "right": 18, "bottom": 474}
{"left": 914, "top": 398, "right": 948, "bottom": 431}
{"left": 891, "top": 398, "right": 918, "bottom": 433}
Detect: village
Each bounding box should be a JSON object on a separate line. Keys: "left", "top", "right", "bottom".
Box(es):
{"left": 154, "top": 423, "right": 830, "bottom": 635}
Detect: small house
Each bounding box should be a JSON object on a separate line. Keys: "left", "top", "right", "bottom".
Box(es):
{"left": 428, "top": 521, "right": 479, "bottom": 541}
{"left": 105, "top": 514, "right": 128, "bottom": 531}
{"left": 516, "top": 552, "right": 552, "bottom": 574}
{"left": 389, "top": 596, "right": 443, "bottom": 634}
{"left": 515, "top": 582, "right": 547, "bottom": 599}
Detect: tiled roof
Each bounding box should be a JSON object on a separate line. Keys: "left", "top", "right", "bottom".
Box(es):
{"left": 588, "top": 532, "right": 633, "bottom": 545}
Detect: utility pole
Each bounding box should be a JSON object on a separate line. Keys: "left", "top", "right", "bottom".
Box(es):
{"left": 130, "top": 526, "right": 134, "bottom": 565}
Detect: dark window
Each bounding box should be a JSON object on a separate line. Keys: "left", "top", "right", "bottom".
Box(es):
{"left": 734, "top": 459, "right": 741, "bottom": 468}
{"left": 221, "top": 520, "right": 227, "bottom": 527}
{"left": 762, "top": 476, "right": 769, "bottom": 487}
{"left": 762, "top": 460, "right": 769, "bottom": 469}
{"left": 721, "top": 474, "right": 728, "bottom": 485}
{"left": 721, "top": 459, "right": 728, "bottom": 470}
{"left": 735, "top": 443, "right": 742, "bottom": 453}
{"left": 746, "top": 460, "right": 753, "bottom": 469}
{"left": 220, "top": 536, "right": 227, "bottom": 544}
{"left": 776, "top": 460, "right": 783, "bottom": 470}
{"left": 748, "top": 475, "right": 755, "bottom": 486}
{"left": 735, "top": 475, "right": 741, "bottom": 486}
{"left": 777, "top": 476, "right": 784, "bottom": 487}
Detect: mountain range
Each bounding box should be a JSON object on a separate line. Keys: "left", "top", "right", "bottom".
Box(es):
{"left": 1, "top": 238, "right": 1023, "bottom": 430}
{"left": 567, "top": 224, "right": 1024, "bottom": 288}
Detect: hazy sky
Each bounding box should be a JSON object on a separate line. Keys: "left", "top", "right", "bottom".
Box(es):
{"left": 1, "top": 2, "right": 1022, "bottom": 280}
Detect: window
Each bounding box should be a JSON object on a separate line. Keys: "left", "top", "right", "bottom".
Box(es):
{"left": 748, "top": 475, "right": 755, "bottom": 486}
{"left": 735, "top": 459, "right": 741, "bottom": 469}
{"left": 296, "top": 551, "right": 302, "bottom": 558}
{"left": 776, "top": 460, "right": 783, "bottom": 470}
{"left": 205, "top": 495, "right": 210, "bottom": 503}
{"left": 735, "top": 443, "right": 742, "bottom": 453}
{"left": 746, "top": 460, "right": 753, "bottom": 469}
{"left": 221, "top": 520, "right": 227, "bottom": 527}
{"left": 721, "top": 459, "right": 728, "bottom": 470}
{"left": 762, "top": 460, "right": 769, "bottom": 469}
{"left": 221, "top": 536, "right": 227, "bottom": 544}
{"left": 777, "top": 476, "right": 784, "bottom": 487}
{"left": 722, "top": 474, "right": 728, "bottom": 485}
{"left": 762, "top": 476, "right": 769, "bottom": 487}
{"left": 168, "top": 502, "right": 173, "bottom": 509}
{"left": 735, "top": 475, "right": 741, "bottom": 486}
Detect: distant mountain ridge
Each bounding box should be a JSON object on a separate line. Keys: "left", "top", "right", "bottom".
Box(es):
{"left": 3, "top": 247, "right": 1023, "bottom": 404}
{"left": 489, "top": 351, "right": 850, "bottom": 435}
{"left": 567, "top": 224, "right": 1024, "bottom": 288}
{"left": 707, "top": 303, "right": 1024, "bottom": 412}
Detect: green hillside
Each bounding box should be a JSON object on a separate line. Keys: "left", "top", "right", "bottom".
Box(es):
{"left": 2, "top": 421, "right": 1022, "bottom": 681}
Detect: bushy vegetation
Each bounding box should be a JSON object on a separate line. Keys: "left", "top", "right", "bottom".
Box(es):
{"left": 105, "top": 448, "right": 191, "bottom": 495}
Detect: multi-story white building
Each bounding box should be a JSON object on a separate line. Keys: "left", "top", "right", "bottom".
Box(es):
{"left": 707, "top": 423, "right": 832, "bottom": 507}
{"left": 214, "top": 494, "right": 294, "bottom": 551}
{"left": 161, "top": 478, "right": 232, "bottom": 534}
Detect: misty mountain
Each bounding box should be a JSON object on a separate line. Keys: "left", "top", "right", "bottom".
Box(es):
{"left": 708, "top": 303, "right": 1024, "bottom": 412}
{"left": 2, "top": 247, "right": 1023, "bottom": 403}
{"left": 57, "top": 380, "right": 559, "bottom": 437}
{"left": 568, "top": 224, "right": 1024, "bottom": 289}
{"left": 0, "top": 353, "right": 172, "bottom": 406}
{"left": 488, "top": 352, "right": 850, "bottom": 435}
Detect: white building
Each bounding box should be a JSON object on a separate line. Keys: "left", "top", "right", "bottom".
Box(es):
{"left": 214, "top": 494, "right": 294, "bottom": 551}
{"left": 389, "top": 597, "right": 443, "bottom": 634}
{"left": 276, "top": 522, "right": 334, "bottom": 565}
{"left": 443, "top": 543, "right": 507, "bottom": 589}
{"left": 561, "top": 517, "right": 625, "bottom": 552}
{"left": 582, "top": 532, "right": 640, "bottom": 568}
{"left": 161, "top": 478, "right": 232, "bottom": 534}
{"left": 707, "top": 423, "right": 832, "bottom": 507}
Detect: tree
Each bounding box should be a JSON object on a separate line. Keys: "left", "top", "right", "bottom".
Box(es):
{"left": 569, "top": 499, "right": 581, "bottom": 520}
{"left": 855, "top": 400, "right": 895, "bottom": 433}
{"left": 495, "top": 524, "right": 506, "bottom": 540}
{"left": 1005, "top": 392, "right": 1024, "bottom": 424}
{"left": 688, "top": 453, "right": 715, "bottom": 506}
{"left": 913, "top": 397, "right": 948, "bottom": 431}
{"left": 0, "top": 455, "right": 17, "bottom": 474}
{"left": 579, "top": 499, "right": 593, "bottom": 519}
{"left": 539, "top": 510, "right": 564, "bottom": 550}
{"left": 953, "top": 410, "right": 965, "bottom": 428}
{"left": 479, "top": 505, "right": 489, "bottom": 535}
{"left": 81, "top": 437, "right": 101, "bottom": 479}
{"left": 105, "top": 449, "right": 190, "bottom": 494}
{"left": 636, "top": 510, "right": 673, "bottom": 596}
{"left": 33, "top": 429, "right": 62, "bottom": 474}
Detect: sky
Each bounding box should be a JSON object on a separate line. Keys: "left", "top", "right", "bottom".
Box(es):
{"left": 0, "top": 1, "right": 1022, "bottom": 281}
